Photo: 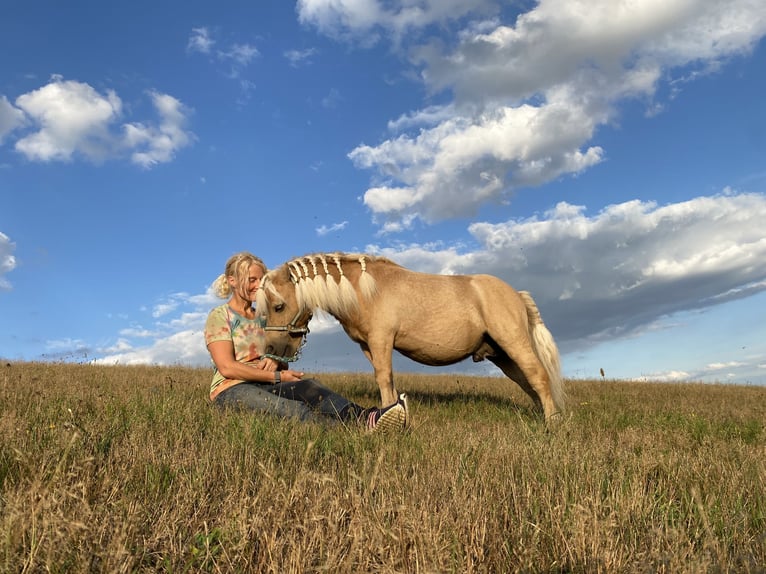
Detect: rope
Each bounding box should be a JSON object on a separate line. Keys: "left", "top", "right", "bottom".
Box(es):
{"left": 261, "top": 336, "right": 305, "bottom": 363}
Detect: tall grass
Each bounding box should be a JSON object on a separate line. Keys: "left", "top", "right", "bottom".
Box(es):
{"left": 1, "top": 362, "right": 764, "bottom": 572}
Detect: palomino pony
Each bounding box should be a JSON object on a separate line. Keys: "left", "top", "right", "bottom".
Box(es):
{"left": 255, "top": 253, "right": 565, "bottom": 421}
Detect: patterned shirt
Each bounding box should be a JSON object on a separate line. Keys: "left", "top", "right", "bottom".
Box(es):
{"left": 204, "top": 304, "right": 267, "bottom": 400}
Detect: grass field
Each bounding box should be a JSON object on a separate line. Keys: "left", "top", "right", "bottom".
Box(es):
{"left": 1, "top": 362, "right": 764, "bottom": 573}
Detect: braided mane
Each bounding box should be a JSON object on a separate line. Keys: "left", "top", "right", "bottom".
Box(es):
{"left": 282, "top": 253, "right": 384, "bottom": 319}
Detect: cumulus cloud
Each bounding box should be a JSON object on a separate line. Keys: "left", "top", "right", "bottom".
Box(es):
{"left": 370, "top": 190, "right": 766, "bottom": 353}
{"left": 94, "top": 329, "right": 207, "bottom": 366}
{"left": 351, "top": 101, "right": 605, "bottom": 224}
{"left": 0, "top": 231, "right": 17, "bottom": 291}
{"left": 304, "top": 0, "right": 766, "bottom": 230}
{"left": 124, "top": 91, "right": 195, "bottom": 168}
{"left": 14, "top": 76, "right": 123, "bottom": 162}
{"left": 3, "top": 76, "right": 194, "bottom": 167}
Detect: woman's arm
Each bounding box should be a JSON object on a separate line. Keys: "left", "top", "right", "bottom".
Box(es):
{"left": 208, "top": 340, "right": 303, "bottom": 383}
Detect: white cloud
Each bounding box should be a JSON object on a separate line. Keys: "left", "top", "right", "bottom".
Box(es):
{"left": 297, "top": 0, "right": 495, "bottom": 41}
{"left": 152, "top": 301, "right": 181, "bottom": 319}
{"left": 705, "top": 362, "right": 744, "bottom": 371}
{"left": 102, "top": 338, "right": 136, "bottom": 353}
{"left": 0, "top": 96, "right": 26, "bottom": 143}
{"left": 386, "top": 104, "right": 457, "bottom": 132}
{"left": 0, "top": 231, "right": 17, "bottom": 291}
{"left": 219, "top": 43, "right": 260, "bottom": 70}
{"left": 326, "top": 0, "right": 766, "bottom": 229}
{"left": 316, "top": 221, "right": 349, "bottom": 236}
{"left": 118, "top": 327, "right": 157, "bottom": 338}
{"left": 6, "top": 76, "right": 194, "bottom": 167}
{"left": 94, "top": 297, "right": 212, "bottom": 366}
{"left": 639, "top": 370, "right": 691, "bottom": 382}
{"left": 187, "top": 27, "right": 260, "bottom": 80}
{"left": 94, "top": 329, "right": 207, "bottom": 366}
{"left": 285, "top": 47, "right": 318, "bottom": 67}
{"left": 351, "top": 101, "right": 605, "bottom": 224}
{"left": 321, "top": 88, "right": 342, "bottom": 109}
{"left": 187, "top": 27, "right": 215, "bottom": 54}
{"left": 14, "top": 75, "right": 122, "bottom": 162}
{"left": 124, "top": 91, "right": 195, "bottom": 168}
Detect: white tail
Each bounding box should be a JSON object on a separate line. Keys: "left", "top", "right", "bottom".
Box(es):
{"left": 519, "top": 291, "right": 566, "bottom": 414}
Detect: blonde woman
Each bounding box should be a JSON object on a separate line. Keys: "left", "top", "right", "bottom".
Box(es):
{"left": 204, "top": 252, "right": 409, "bottom": 432}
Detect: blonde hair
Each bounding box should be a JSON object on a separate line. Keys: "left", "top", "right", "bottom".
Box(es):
{"left": 212, "top": 252, "right": 268, "bottom": 299}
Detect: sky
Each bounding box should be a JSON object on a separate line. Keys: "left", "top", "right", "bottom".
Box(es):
{"left": 2, "top": 0, "right": 766, "bottom": 386}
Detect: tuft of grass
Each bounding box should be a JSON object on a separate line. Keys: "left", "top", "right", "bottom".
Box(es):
{"left": 0, "top": 362, "right": 764, "bottom": 572}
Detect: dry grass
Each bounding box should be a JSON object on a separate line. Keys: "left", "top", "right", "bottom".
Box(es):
{"left": 1, "top": 362, "right": 764, "bottom": 573}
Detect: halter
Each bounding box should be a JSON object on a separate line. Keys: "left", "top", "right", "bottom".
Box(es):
{"left": 262, "top": 310, "right": 310, "bottom": 336}
{"left": 257, "top": 283, "right": 310, "bottom": 363}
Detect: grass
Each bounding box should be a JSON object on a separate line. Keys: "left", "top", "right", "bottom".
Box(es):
{"left": 1, "top": 362, "right": 764, "bottom": 573}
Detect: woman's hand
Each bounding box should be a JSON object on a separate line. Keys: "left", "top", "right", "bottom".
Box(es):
{"left": 257, "top": 357, "right": 280, "bottom": 372}
{"left": 277, "top": 369, "right": 305, "bottom": 383}
{"left": 258, "top": 357, "right": 303, "bottom": 382}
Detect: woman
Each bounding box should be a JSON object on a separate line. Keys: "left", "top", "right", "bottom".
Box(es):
{"left": 204, "top": 251, "right": 409, "bottom": 432}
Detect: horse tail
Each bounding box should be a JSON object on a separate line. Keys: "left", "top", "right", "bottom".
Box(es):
{"left": 518, "top": 291, "right": 566, "bottom": 414}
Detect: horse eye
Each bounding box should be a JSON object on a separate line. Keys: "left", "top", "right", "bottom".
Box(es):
{"left": 275, "top": 303, "right": 285, "bottom": 312}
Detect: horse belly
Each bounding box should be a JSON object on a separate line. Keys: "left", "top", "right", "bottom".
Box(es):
{"left": 394, "top": 332, "right": 477, "bottom": 366}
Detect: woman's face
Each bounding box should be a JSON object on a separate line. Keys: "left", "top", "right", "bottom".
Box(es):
{"left": 231, "top": 262, "right": 264, "bottom": 302}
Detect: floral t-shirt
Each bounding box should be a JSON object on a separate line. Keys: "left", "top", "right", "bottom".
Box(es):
{"left": 204, "top": 304, "right": 266, "bottom": 400}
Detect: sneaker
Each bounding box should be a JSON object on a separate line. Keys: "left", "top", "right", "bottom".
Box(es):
{"left": 366, "top": 393, "right": 410, "bottom": 433}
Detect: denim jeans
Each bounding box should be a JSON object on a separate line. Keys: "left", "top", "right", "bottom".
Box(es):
{"left": 214, "top": 378, "right": 364, "bottom": 424}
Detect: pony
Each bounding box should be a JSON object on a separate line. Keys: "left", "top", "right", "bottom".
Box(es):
{"left": 255, "top": 252, "right": 565, "bottom": 421}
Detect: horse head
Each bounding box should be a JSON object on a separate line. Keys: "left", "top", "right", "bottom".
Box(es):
{"left": 254, "top": 264, "right": 313, "bottom": 363}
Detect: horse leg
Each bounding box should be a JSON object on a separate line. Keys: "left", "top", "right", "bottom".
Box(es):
{"left": 476, "top": 339, "right": 543, "bottom": 411}
{"left": 488, "top": 332, "right": 559, "bottom": 421}
{"left": 360, "top": 340, "right": 398, "bottom": 407}
{"left": 514, "top": 350, "right": 559, "bottom": 421}
{"left": 488, "top": 354, "right": 543, "bottom": 412}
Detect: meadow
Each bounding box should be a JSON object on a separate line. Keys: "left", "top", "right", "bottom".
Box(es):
{"left": 1, "top": 362, "right": 764, "bottom": 573}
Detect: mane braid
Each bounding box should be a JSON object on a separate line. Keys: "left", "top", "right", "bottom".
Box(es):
{"left": 357, "top": 255, "right": 377, "bottom": 300}
{"left": 333, "top": 254, "right": 358, "bottom": 317}
{"left": 296, "top": 258, "right": 317, "bottom": 308}
{"left": 318, "top": 254, "right": 342, "bottom": 313}
{"left": 287, "top": 262, "right": 307, "bottom": 310}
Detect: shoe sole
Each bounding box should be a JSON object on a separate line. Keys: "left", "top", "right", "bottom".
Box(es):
{"left": 372, "top": 403, "right": 406, "bottom": 434}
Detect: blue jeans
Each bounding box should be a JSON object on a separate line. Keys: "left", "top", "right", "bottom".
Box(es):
{"left": 214, "top": 378, "right": 365, "bottom": 424}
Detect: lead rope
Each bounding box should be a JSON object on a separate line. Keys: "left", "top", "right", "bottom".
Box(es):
{"left": 261, "top": 347, "right": 303, "bottom": 363}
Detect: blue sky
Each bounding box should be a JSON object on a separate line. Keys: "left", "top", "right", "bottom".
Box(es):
{"left": 2, "top": 0, "right": 766, "bottom": 385}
